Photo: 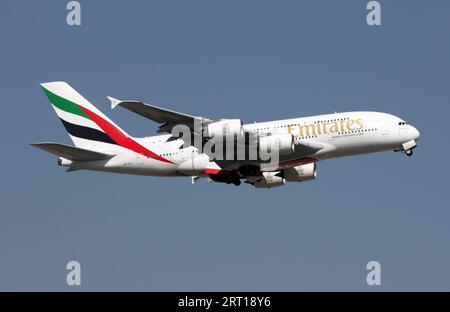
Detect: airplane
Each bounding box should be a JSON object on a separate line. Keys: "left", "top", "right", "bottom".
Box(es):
{"left": 32, "top": 81, "right": 420, "bottom": 188}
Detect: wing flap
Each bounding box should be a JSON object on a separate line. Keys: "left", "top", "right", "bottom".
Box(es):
{"left": 31, "top": 142, "right": 115, "bottom": 161}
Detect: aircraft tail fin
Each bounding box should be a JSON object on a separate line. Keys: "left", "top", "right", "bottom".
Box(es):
{"left": 31, "top": 142, "right": 115, "bottom": 161}
{"left": 40, "top": 81, "right": 129, "bottom": 151}
{"left": 39, "top": 81, "right": 175, "bottom": 164}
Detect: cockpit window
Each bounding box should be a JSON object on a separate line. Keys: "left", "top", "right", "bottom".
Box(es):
{"left": 398, "top": 121, "right": 408, "bottom": 125}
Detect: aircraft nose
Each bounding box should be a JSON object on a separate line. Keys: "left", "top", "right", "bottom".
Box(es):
{"left": 411, "top": 125, "right": 420, "bottom": 141}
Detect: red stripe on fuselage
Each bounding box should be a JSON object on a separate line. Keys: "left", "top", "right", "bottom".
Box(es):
{"left": 78, "top": 106, "right": 174, "bottom": 164}
{"left": 204, "top": 168, "right": 222, "bottom": 175}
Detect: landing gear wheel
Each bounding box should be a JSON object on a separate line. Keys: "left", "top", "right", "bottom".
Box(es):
{"left": 405, "top": 149, "right": 413, "bottom": 157}
{"left": 233, "top": 179, "right": 241, "bottom": 186}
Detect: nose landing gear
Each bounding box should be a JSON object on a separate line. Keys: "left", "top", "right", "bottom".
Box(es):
{"left": 401, "top": 140, "right": 417, "bottom": 157}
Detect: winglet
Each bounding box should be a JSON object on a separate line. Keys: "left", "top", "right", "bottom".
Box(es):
{"left": 107, "top": 96, "right": 122, "bottom": 109}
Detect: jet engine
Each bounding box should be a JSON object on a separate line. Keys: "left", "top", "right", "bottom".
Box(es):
{"left": 253, "top": 172, "right": 286, "bottom": 188}
{"left": 283, "top": 163, "right": 317, "bottom": 182}
{"left": 204, "top": 119, "right": 243, "bottom": 138}
{"left": 259, "top": 133, "right": 294, "bottom": 156}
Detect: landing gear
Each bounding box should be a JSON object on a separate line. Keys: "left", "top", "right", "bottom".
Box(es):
{"left": 402, "top": 140, "right": 417, "bottom": 157}
{"left": 238, "top": 165, "right": 259, "bottom": 177}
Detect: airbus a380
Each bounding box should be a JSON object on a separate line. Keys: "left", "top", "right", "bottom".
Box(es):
{"left": 32, "top": 82, "right": 420, "bottom": 188}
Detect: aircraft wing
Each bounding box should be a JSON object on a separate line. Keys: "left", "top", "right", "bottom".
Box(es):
{"left": 106, "top": 97, "right": 323, "bottom": 160}
{"left": 108, "top": 97, "right": 214, "bottom": 134}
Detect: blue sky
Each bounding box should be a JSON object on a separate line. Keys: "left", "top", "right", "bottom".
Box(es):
{"left": 0, "top": 0, "right": 449, "bottom": 290}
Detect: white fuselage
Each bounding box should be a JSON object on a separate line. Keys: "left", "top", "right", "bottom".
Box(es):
{"left": 66, "top": 111, "right": 420, "bottom": 176}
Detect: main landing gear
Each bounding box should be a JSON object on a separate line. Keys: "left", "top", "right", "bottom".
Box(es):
{"left": 209, "top": 171, "right": 242, "bottom": 186}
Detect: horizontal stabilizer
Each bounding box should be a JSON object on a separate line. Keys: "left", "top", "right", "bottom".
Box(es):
{"left": 31, "top": 142, "right": 115, "bottom": 161}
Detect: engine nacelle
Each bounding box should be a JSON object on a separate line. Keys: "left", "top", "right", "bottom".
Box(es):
{"left": 58, "top": 157, "right": 72, "bottom": 167}
{"left": 259, "top": 134, "right": 294, "bottom": 156}
{"left": 204, "top": 119, "right": 243, "bottom": 138}
{"left": 254, "top": 172, "right": 286, "bottom": 188}
{"left": 283, "top": 163, "right": 317, "bottom": 182}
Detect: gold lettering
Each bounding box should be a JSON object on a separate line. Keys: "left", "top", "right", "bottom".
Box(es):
{"left": 340, "top": 119, "right": 346, "bottom": 132}
{"left": 316, "top": 123, "right": 322, "bottom": 135}
{"left": 289, "top": 125, "right": 300, "bottom": 136}
{"left": 329, "top": 121, "right": 339, "bottom": 133}
{"left": 346, "top": 119, "right": 355, "bottom": 131}
{"left": 299, "top": 124, "right": 316, "bottom": 137}
{"left": 322, "top": 122, "right": 329, "bottom": 134}
{"left": 355, "top": 118, "right": 364, "bottom": 130}
{"left": 288, "top": 118, "right": 362, "bottom": 137}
